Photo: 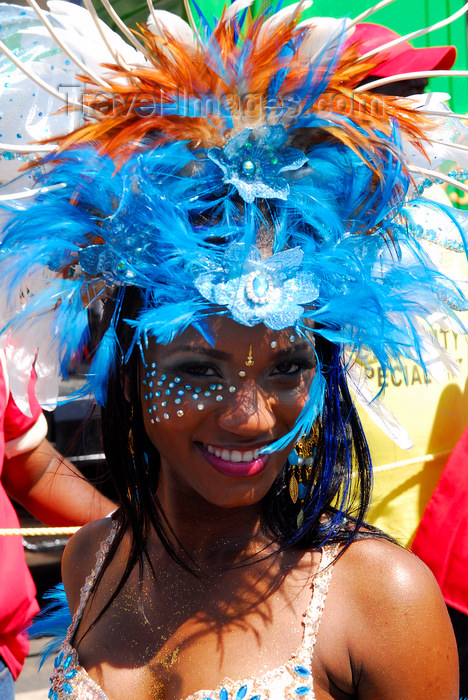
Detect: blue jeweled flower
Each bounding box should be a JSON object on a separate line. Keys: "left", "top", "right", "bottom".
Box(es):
{"left": 194, "top": 243, "right": 319, "bottom": 329}
{"left": 207, "top": 124, "right": 307, "bottom": 203}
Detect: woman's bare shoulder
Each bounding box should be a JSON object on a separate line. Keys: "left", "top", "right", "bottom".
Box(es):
{"left": 61, "top": 517, "right": 120, "bottom": 616}
{"left": 321, "top": 537, "right": 458, "bottom": 699}
{"left": 332, "top": 536, "right": 453, "bottom": 635}
{"left": 336, "top": 536, "right": 438, "bottom": 597}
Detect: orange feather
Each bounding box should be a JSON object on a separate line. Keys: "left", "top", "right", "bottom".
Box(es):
{"left": 42, "top": 9, "right": 430, "bottom": 176}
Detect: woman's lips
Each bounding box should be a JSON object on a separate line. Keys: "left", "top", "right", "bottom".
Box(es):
{"left": 197, "top": 442, "right": 270, "bottom": 477}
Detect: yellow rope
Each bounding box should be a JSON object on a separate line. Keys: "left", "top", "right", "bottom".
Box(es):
{"left": 0, "top": 526, "right": 80, "bottom": 536}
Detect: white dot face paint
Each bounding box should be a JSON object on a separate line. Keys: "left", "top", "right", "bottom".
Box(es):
{"left": 140, "top": 322, "right": 316, "bottom": 437}
{"left": 141, "top": 362, "right": 240, "bottom": 422}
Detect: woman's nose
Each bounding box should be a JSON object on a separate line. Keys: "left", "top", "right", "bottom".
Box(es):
{"left": 215, "top": 380, "right": 277, "bottom": 436}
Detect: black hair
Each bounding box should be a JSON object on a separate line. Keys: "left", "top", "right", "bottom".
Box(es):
{"left": 358, "top": 74, "right": 429, "bottom": 97}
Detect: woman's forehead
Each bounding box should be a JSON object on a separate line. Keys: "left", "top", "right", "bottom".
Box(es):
{"left": 151, "top": 318, "right": 314, "bottom": 354}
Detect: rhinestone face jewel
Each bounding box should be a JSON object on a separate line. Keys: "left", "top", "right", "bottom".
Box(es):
{"left": 141, "top": 361, "right": 245, "bottom": 423}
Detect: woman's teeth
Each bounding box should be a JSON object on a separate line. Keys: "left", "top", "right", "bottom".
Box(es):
{"left": 204, "top": 444, "right": 260, "bottom": 462}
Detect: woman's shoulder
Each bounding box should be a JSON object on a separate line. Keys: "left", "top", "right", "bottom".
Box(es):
{"left": 316, "top": 536, "right": 459, "bottom": 698}
{"left": 330, "top": 536, "right": 450, "bottom": 632}
{"left": 62, "top": 516, "right": 122, "bottom": 616}
{"left": 335, "top": 535, "right": 437, "bottom": 597}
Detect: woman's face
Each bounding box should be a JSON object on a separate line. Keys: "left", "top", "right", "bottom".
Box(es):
{"left": 140, "top": 317, "right": 316, "bottom": 509}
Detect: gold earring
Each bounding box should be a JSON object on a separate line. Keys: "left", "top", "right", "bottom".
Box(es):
{"left": 289, "top": 463, "right": 299, "bottom": 504}
{"left": 128, "top": 407, "right": 135, "bottom": 459}
{"left": 245, "top": 344, "right": 254, "bottom": 366}
{"left": 287, "top": 427, "right": 319, "bottom": 526}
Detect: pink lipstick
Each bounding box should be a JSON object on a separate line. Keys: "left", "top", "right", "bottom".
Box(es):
{"left": 197, "top": 443, "right": 270, "bottom": 477}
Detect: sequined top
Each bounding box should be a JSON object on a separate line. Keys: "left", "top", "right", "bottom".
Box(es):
{"left": 49, "top": 522, "right": 339, "bottom": 700}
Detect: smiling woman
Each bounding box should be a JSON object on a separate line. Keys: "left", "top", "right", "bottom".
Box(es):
{"left": 1, "top": 0, "right": 467, "bottom": 698}
{"left": 140, "top": 320, "right": 316, "bottom": 505}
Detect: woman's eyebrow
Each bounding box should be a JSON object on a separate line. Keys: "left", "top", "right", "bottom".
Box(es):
{"left": 171, "top": 341, "right": 312, "bottom": 361}
{"left": 274, "top": 342, "right": 312, "bottom": 357}
{"left": 170, "top": 345, "right": 232, "bottom": 360}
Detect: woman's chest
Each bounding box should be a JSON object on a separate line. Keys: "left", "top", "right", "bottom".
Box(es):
{"left": 75, "top": 569, "right": 318, "bottom": 700}
{"left": 65, "top": 610, "right": 352, "bottom": 700}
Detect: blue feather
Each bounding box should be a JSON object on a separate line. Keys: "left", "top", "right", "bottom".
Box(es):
{"left": 0, "top": 4, "right": 466, "bottom": 425}
{"left": 27, "top": 584, "right": 71, "bottom": 669}
{"left": 89, "top": 324, "right": 121, "bottom": 406}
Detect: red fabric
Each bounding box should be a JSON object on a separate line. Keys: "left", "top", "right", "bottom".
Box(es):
{"left": 348, "top": 23, "right": 456, "bottom": 78}
{"left": 412, "top": 425, "right": 468, "bottom": 616}
{"left": 0, "top": 360, "right": 42, "bottom": 679}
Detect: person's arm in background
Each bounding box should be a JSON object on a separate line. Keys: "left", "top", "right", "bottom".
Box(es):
{"left": 0, "top": 358, "right": 115, "bottom": 525}
{"left": 2, "top": 434, "right": 115, "bottom": 526}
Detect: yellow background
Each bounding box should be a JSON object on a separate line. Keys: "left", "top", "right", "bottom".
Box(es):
{"left": 361, "top": 246, "right": 468, "bottom": 545}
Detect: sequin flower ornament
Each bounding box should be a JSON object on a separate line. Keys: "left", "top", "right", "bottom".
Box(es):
{"left": 194, "top": 244, "right": 319, "bottom": 329}
{"left": 208, "top": 125, "right": 307, "bottom": 203}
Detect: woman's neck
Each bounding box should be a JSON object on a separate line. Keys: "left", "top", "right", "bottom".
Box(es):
{"left": 156, "top": 477, "right": 278, "bottom": 569}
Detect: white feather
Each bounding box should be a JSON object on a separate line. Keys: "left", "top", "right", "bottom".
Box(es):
{"left": 346, "top": 360, "right": 414, "bottom": 450}
{"left": 26, "top": 0, "right": 110, "bottom": 88}
{"left": 47, "top": 1, "right": 142, "bottom": 70}
{"left": 222, "top": 0, "right": 255, "bottom": 23}
{"left": 4, "top": 342, "right": 36, "bottom": 416}
{"left": 296, "top": 16, "right": 355, "bottom": 63}
{"left": 146, "top": 9, "right": 197, "bottom": 51}
{"left": 257, "top": 1, "right": 313, "bottom": 45}
{"left": 349, "top": 0, "right": 397, "bottom": 28}
{"left": 401, "top": 94, "right": 468, "bottom": 175}
{"left": 97, "top": 0, "right": 148, "bottom": 57}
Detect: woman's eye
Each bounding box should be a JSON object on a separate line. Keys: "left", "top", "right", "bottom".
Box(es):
{"left": 177, "top": 364, "right": 220, "bottom": 378}
{"left": 272, "top": 358, "right": 315, "bottom": 376}
{"left": 272, "top": 360, "right": 301, "bottom": 375}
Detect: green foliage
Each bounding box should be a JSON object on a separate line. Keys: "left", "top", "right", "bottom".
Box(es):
{"left": 95, "top": 0, "right": 185, "bottom": 34}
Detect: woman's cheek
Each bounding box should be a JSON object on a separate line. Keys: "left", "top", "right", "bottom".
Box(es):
{"left": 141, "top": 365, "right": 237, "bottom": 424}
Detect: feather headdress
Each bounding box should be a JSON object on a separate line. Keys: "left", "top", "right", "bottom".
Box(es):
{"left": 0, "top": 0, "right": 468, "bottom": 449}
